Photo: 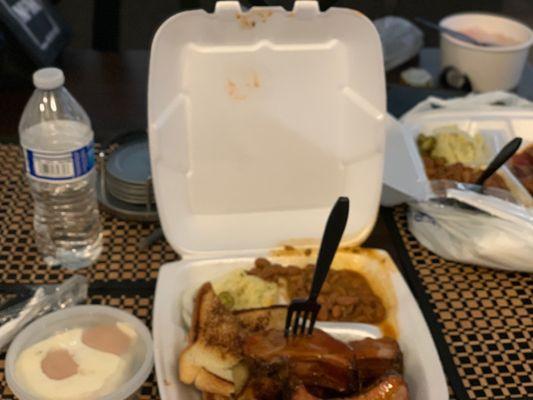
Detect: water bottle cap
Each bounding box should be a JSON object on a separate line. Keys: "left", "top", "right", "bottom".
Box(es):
{"left": 33, "top": 68, "right": 65, "bottom": 90}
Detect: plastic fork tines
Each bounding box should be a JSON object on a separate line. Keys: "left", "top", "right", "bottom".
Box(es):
{"left": 284, "top": 196, "right": 349, "bottom": 337}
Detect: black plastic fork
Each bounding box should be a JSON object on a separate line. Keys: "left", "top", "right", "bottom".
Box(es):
{"left": 475, "top": 137, "right": 522, "bottom": 188}
{"left": 284, "top": 197, "right": 350, "bottom": 337}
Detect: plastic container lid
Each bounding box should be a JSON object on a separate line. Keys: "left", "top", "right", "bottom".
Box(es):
{"left": 6, "top": 305, "right": 154, "bottom": 400}
{"left": 148, "top": 1, "right": 386, "bottom": 256}
{"left": 33, "top": 67, "right": 65, "bottom": 90}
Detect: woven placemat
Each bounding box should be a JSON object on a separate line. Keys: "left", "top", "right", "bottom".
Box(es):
{"left": 0, "top": 293, "right": 159, "bottom": 399}
{"left": 389, "top": 206, "right": 533, "bottom": 400}
{"left": 0, "top": 144, "right": 179, "bottom": 285}
{"left": 2, "top": 141, "right": 532, "bottom": 399}
{"left": 0, "top": 143, "right": 165, "bottom": 398}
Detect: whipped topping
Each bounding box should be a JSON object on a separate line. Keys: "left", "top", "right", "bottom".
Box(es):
{"left": 15, "top": 323, "right": 137, "bottom": 400}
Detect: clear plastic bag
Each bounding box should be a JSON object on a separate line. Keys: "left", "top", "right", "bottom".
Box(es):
{"left": 408, "top": 181, "right": 533, "bottom": 272}
{"left": 374, "top": 16, "right": 424, "bottom": 71}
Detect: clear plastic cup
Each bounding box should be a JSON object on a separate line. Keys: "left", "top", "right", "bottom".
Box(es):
{"left": 6, "top": 305, "right": 154, "bottom": 400}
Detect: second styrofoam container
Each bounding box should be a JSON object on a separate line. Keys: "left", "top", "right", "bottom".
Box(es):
{"left": 401, "top": 108, "right": 533, "bottom": 207}
{"left": 440, "top": 13, "right": 533, "bottom": 92}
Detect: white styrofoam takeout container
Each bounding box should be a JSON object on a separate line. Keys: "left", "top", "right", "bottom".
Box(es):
{"left": 153, "top": 253, "right": 447, "bottom": 400}
{"left": 440, "top": 13, "right": 533, "bottom": 92}
{"left": 148, "top": 1, "right": 447, "bottom": 399}
{"left": 400, "top": 108, "right": 533, "bottom": 207}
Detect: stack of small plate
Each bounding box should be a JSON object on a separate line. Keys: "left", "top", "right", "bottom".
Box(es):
{"left": 105, "top": 140, "right": 153, "bottom": 205}
{"left": 97, "top": 136, "right": 158, "bottom": 222}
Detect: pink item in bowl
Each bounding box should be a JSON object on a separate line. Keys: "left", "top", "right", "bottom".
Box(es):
{"left": 440, "top": 13, "right": 533, "bottom": 92}
{"left": 458, "top": 27, "right": 521, "bottom": 47}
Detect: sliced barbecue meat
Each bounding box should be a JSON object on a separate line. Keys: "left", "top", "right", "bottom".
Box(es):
{"left": 292, "top": 385, "right": 320, "bottom": 400}
{"left": 242, "top": 330, "right": 408, "bottom": 400}
{"left": 345, "top": 374, "right": 409, "bottom": 400}
{"left": 244, "top": 329, "right": 356, "bottom": 394}
{"left": 349, "top": 337, "right": 403, "bottom": 388}
{"left": 291, "top": 374, "right": 408, "bottom": 400}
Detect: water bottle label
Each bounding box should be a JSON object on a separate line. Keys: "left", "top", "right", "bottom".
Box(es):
{"left": 24, "top": 141, "right": 95, "bottom": 181}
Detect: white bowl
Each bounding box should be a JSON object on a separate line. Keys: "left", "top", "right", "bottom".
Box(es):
{"left": 6, "top": 305, "right": 154, "bottom": 400}
{"left": 440, "top": 13, "right": 533, "bottom": 92}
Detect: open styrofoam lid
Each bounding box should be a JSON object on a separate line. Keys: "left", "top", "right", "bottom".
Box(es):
{"left": 381, "top": 114, "right": 428, "bottom": 206}
{"left": 148, "top": 1, "right": 386, "bottom": 256}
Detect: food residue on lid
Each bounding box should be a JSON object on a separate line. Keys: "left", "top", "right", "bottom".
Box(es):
{"left": 225, "top": 72, "right": 261, "bottom": 100}
{"left": 235, "top": 13, "right": 256, "bottom": 29}
{"left": 256, "top": 10, "right": 273, "bottom": 23}
{"left": 226, "top": 79, "right": 247, "bottom": 100}
{"left": 235, "top": 10, "right": 272, "bottom": 29}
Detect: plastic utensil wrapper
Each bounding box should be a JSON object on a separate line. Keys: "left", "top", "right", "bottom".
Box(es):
{"left": 0, "top": 276, "right": 88, "bottom": 349}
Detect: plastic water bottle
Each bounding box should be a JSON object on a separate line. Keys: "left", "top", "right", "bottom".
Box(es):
{"left": 19, "top": 68, "right": 103, "bottom": 269}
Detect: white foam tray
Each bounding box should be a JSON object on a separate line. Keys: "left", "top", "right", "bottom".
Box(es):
{"left": 152, "top": 252, "right": 448, "bottom": 400}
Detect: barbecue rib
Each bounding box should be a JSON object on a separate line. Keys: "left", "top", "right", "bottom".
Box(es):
{"left": 291, "top": 374, "right": 409, "bottom": 400}
{"left": 349, "top": 337, "right": 403, "bottom": 387}
{"left": 179, "top": 284, "right": 409, "bottom": 399}
{"left": 244, "top": 329, "right": 356, "bottom": 395}
{"left": 241, "top": 329, "right": 408, "bottom": 399}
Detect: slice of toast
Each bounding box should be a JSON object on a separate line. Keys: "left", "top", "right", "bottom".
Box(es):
{"left": 234, "top": 305, "right": 287, "bottom": 333}
{"left": 194, "top": 368, "right": 234, "bottom": 396}
{"left": 179, "top": 283, "right": 243, "bottom": 390}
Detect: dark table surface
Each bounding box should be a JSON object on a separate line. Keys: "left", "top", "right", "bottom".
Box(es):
{"left": 2, "top": 47, "right": 532, "bottom": 141}
{"left": 1, "top": 49, "right": 148, "bottom": 142}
